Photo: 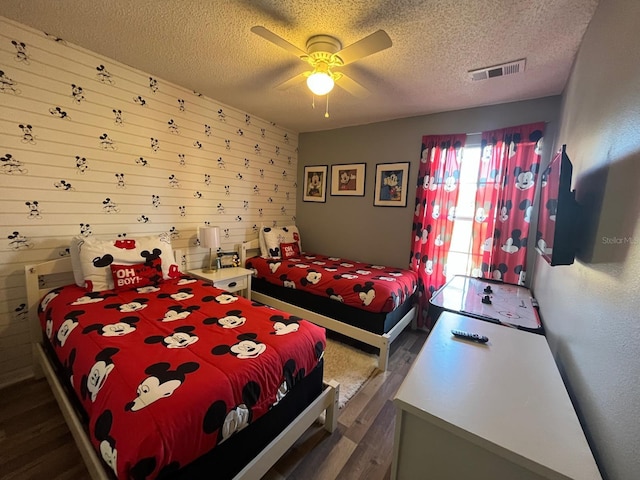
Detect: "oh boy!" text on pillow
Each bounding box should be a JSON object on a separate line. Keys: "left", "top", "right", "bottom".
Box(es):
{"left": 110, "top": 258, "right": 163, "bottom": 291}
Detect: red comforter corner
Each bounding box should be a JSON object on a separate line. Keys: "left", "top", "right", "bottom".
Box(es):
{"left": 246, "top": 253, "right": 418, "bottom": 313}
{"left": 39, "top": 277, "right": 325, "bottom": 479}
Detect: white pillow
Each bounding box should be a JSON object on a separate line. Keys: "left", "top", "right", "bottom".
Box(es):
{"left": 258, "top": 228, "right": 269, "bottom": 258}
{"left": 75, "top": 232, "right": 180, "bottom": 291}
{"left": 69, "top": 236, "right": 86, "bottom": 287}
{"left": 261, "top": 225, "right": 301, "bottom": 258}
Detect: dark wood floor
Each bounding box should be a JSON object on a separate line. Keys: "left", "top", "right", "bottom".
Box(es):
{"left": 0, "top": 329, "right": 427, "bottom": 480}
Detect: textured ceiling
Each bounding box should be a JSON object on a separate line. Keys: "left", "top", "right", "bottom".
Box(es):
{"left": 0, "top": 0, "right": 599, "bottom": 133}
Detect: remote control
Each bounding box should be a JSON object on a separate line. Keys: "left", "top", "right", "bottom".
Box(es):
{"left": 451, "top": 329, "right": 489, "bottom": 343}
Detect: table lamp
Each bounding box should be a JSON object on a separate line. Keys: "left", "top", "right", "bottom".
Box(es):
{"left": 199, "top": 226, "right": 221, "bottom": 273}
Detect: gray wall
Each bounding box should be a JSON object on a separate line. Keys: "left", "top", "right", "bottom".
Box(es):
{"left": 297, "top": 97, "right": 560, "bottom": 268}
{"left": 532, "top": 0, "right": 640, "bottom": 478}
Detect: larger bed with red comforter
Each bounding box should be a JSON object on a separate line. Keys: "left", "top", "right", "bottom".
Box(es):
{"left": 39, "top": 276, "right": 326, "bottom": 479}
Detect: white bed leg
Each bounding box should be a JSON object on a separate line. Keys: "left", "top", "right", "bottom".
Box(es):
{"left": 378, "top": 336, "right": 390, "bottom": 371}
{"left": 324, "top": 380, "right": 340, "bottom": 433}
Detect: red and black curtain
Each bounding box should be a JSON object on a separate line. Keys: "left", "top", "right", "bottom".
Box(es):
{"left": 410, "top": 134, "right": 466, "bottom": 329}
{"left": 470, "top": 122, "right": 545, "bottom": 284}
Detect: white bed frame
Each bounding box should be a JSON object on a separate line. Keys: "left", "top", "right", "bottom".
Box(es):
{"left": 241, "top": 239, "right": 417, "bottom": 371}
{"left": 25, "top": 254, "right": 339, "bottom": 480}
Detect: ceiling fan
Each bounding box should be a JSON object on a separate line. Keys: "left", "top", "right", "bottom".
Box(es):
{"left": 250, "top": 26, "right": 392, "bottom": 99}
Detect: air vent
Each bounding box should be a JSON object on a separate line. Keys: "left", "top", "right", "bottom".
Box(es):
{"left": 469, "top": 59, "right": 526, "bottom": 81}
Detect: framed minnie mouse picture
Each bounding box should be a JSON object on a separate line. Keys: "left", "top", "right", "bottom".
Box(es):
{"left": 374, "top": 162, "right": 410, "bottom": 207}
{"left": 303, "top": 165, "right": 328, "bottom": 202}
{"left": 330, "top": 163, "right": 366, "bottom": 196}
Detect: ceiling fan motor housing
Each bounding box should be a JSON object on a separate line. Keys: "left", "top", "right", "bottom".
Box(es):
{"left": 306, "top": 35, "right": 344, "bottom": 66}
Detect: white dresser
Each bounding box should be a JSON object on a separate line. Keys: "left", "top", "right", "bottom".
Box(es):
{"left": 392, "top": 312, "right": 602, "bottom": 479}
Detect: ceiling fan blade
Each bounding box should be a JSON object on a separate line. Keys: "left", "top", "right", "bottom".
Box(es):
{"left": 335, "top": 74, "right": 370, "bottom": 99}
{"left": 251, "top": 26, "right": 308, "bottom": 59}
{"left": 335, "top": 30, "right": 392, "bottom": 65}
{"left": 275, "top": 72, "right": 307, "bottom": 91}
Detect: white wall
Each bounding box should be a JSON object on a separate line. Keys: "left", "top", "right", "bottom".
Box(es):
{"left": 532, "top": 0, "right": 640, "bottom": 478}
{"left": 0, "top": 16, "right": 298, "bottom": 388}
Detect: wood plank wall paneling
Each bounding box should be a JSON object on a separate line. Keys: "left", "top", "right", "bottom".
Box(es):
{"left": 0, "top": 16, "right": 299, "bottom": 388}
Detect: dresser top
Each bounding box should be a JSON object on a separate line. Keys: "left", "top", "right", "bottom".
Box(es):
{"left": 394, "top": 312, "right": 601, "bottom": 479}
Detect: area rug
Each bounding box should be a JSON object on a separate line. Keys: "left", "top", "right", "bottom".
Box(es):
{"left": 323, "top": 338, "right": 378, "bottom": 408}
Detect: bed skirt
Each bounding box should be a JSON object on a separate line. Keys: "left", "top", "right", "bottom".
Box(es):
{"left": 252, "top": 278, "right": 416, "bottom": 336}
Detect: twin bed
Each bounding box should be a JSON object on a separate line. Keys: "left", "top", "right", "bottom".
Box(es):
{"left": 240, "top": 226, "right": 418, "bottom": 371}
{"left": 26, "top": 234, "right": 338, "bottom": 480}
{"left": 25, "top": 228, "right": 416, "bottom": 479}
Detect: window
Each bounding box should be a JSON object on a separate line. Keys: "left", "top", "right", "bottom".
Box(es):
{"left": 445, "top": 138, "right": 481, "bottom": 279}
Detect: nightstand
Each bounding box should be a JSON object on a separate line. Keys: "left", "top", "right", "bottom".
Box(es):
{"left": 187, "top": 267, "right": 253, "bottom": 300}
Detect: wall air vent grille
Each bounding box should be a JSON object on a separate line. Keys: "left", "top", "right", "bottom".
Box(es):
{"left": 469, "top": 59, "right": 526, "bottom": 81}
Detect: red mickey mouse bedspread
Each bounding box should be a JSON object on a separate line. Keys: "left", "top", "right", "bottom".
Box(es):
{"left": 246, "top": 254, "right": 418, "bottom": 313}
{"left": 39, "top": 276, "right": 325, "bottom": 479}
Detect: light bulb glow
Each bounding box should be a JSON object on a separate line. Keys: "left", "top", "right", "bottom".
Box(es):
{"left": 307, "top": 71, "right": 334, "bottom": 96}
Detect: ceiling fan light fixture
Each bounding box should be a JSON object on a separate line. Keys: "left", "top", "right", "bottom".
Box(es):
{"left": 252, "top": 26, "right": 392, "bottom": 101}
{"left": 307, "top": 71, "right": 334, "bottom": 96}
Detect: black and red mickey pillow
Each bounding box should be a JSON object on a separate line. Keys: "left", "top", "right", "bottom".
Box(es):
{"left": 110, "top": 257, "right": 163, "bottom": 291}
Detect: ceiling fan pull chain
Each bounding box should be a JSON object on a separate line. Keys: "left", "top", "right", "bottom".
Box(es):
{"left": 325, "top": 94, "right": 330, "bottom": 118}
{"left": 312, "top": 94, "right": 316, "bottom": 109}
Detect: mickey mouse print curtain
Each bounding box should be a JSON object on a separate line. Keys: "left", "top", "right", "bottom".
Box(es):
{"left": 471, "top": 122, "right": 545, "bottom": 285}
{"left": 410, "top": 123, "right": 545, "bottom": 330}
{"left": 410, "top": 134, "right": 466, "bottom": 329}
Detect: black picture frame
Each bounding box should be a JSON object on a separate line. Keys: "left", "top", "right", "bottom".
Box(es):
{"left": 303, "top": 165, "right": 328, "bottom": 202}
{"left": 330, "top": 163, "right": 366, "bottom": 196}
{"left": 217, "top": 251, "right": 240, "bottom": 268}
{"left": 373, "top": 162, "right": 410, "bottom": 207}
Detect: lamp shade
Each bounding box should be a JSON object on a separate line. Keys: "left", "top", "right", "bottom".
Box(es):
{"left": 307, "top": 71, "right": 334, "bottom": 96}
{"left": 199, "top": 226, "right": 220, "bottom": 249}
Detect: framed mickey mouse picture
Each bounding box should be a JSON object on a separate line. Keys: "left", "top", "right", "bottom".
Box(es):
{"left": 330, "top": 163, "right": 366, "bottom": 196}
{"left": 218, "top": 251, "right": 241, "bottom": 268}
{"left": 303, "top": 165, "right": 328, "bottom": 202}
{"left": 373, "top": 162, "right": 410, "bottom": 207}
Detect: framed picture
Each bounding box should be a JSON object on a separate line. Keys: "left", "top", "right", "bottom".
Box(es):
{"left": 330, "top": 163, "right": 366, "bottom": 196}
{"left": 373, "top": 162, "right": 410, "bottom": 207}
{"left": 217, "top": 251, "right": 240, "bottom": 268}
{"left": 303, "top": 165, "right": 328, "bottom": 202}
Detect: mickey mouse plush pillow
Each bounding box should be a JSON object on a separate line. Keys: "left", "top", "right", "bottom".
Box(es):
{"left": 72, "top": 232, "right": 180, "bottom": 291}
{"left": 261, "top": 225, "right": 301, "bottom": 258}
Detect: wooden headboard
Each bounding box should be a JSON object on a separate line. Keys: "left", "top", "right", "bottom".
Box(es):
{"left": 240, "top": 238, "right": 261, "bottom": 266}
{"left": 25, "top": 257, "right": 75, "bottom": 349}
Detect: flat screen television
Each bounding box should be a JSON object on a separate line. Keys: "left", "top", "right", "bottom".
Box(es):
{"left": 536, "top": 144, "right": 580, "bottom": 266}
